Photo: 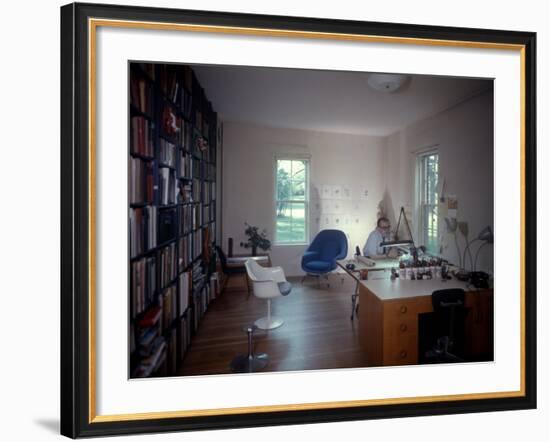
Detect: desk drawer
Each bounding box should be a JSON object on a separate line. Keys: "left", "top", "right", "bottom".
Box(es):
{"left": 382, "top": 299, "right": 430, "bottom": 366}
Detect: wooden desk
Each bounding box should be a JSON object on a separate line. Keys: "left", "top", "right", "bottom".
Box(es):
{"left": 336, "top": 258, "right": 400, "bottom": 320}
{"left": 358, "top": 278, "right": 493, "bottom": 366}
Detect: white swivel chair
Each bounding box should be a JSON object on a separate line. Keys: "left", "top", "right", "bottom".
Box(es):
{"left": 244, "top": 259, "right": 292, "bottom": 330}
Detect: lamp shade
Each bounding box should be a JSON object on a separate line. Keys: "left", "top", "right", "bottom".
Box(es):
{"left": 477, "top": 226, "right": 494, "bottom": 243}
{"left": 445, "top": 217, "right": 458, "bottom": 233}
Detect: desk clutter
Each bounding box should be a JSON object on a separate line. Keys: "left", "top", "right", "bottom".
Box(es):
{"left": 396, "top": 258, "right": 449, "bottom": 281}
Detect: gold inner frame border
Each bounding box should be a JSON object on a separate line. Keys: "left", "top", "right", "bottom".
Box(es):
{"left": 87, "top": 17, "right": 527, "bottom": 423}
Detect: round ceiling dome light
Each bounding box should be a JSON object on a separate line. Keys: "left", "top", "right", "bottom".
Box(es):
{"left": 367, "top": 73, "right": 410, "bottom": 93}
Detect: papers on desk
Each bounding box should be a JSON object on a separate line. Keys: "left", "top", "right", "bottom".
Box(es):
{"left": 357, "top": 256, "right": 376, "bottom": 267}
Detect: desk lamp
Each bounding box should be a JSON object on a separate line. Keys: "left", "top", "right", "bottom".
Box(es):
{"left": 473, "top": 226, "right": 494, "bottom": 271}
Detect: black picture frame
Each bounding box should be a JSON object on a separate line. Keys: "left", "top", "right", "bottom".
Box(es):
{"left": 60, "top": 2, "right": 537, "bottom": 438}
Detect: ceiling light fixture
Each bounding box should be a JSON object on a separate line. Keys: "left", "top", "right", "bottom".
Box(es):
{"left": 367, "top": 73, "right": 409, "bottom": 93}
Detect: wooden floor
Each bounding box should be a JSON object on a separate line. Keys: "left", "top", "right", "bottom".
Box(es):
{"left": 176, "top": 274, "right": 369, "bottom": 377}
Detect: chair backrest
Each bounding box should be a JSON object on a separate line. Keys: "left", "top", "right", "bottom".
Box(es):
{"left": 431, "top": 288, "right": 466, "bottom": 351}
{"left": 244, "top": 258, "right": 266, "bottom": 281}
{"left": 432, "top": 288, "right": 465, "bottom": 312}
{"left": 308, "top": 229, "right": 348, "bottom": 259}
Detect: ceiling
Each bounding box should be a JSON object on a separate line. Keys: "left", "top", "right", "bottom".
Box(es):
{"left": 193, "top": 64, "right": 492, "bottom": 137}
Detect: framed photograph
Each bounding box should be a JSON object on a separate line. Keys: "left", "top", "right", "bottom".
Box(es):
{"left": 60, "top": 2, "right": 536, "bottom": 438}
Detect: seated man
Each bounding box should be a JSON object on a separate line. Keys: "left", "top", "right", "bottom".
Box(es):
{"left": 363, "top": 217, "right": 399, "bottom": 259}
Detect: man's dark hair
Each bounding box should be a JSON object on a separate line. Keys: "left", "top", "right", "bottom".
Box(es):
{"left": 377, "top": 217, "right": 390, "bottom": 227}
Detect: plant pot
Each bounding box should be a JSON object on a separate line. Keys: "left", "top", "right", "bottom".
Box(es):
{"left": 251, "top": 246, "right": 258, "bottom": 256}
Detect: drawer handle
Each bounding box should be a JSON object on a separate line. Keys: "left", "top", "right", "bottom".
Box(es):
{"left": 400, "top": 306, "right": 407, "bottom": 314}
{"left": 400, "top": 324, "right": 408, "bottom": 332}
{"left": 400, "top": 350, "right": 407, "bottom": 358}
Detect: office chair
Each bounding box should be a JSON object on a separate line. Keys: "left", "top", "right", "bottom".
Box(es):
{"left": 245, "top": 259, "right": 291, "bottom": 330}
{"left": 215, "top": 246, "right": 249, "bottom": 294}
{"left": 424, "top": 288, "right": 466, "bottom": 363}
{"left": 301, "top": 229, "right": 348, "bottom": 287}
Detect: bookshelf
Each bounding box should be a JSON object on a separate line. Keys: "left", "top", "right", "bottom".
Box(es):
{"left": 129, "top": 63, "right": 219, "bottom": 378}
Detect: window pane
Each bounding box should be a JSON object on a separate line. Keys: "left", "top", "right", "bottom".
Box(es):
{"left": 291, "top": 180, "right": 305, "bottom": 200}
{"left": 420, "top": 153, "right": 439, "bottom": 254}
{"left": 276, "top": 162, "right": 291, "bottom": 200}
{"left": 292, "top": 161, "right": 306, "bottom": 181}
{"left": 276, "top": 202, "right": 306, "bottom": 243}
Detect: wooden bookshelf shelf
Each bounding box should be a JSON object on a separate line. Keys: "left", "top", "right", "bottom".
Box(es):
{"left": 129, "top": 62, "right": 219, "bottom": 378}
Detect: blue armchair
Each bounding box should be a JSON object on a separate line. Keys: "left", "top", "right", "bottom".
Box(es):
{"left": 301, "top": 229, "right": 348, "bottom": 286}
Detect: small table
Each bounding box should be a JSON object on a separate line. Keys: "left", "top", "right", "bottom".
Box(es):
{"left": 226, "top": 253, "right": 271, "bottom": 267}
{"left": 222, "top": 253, "right": 272, "bottom": 293}
{"left": 337, "top": 257, "right": 400, "bottom": 320}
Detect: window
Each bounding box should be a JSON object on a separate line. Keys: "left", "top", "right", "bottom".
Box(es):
{"left": 418, "top": 151, "right": 439, "bottom": 254}
{"left": 275, "top": 158, "right": 309, "bottom": 244}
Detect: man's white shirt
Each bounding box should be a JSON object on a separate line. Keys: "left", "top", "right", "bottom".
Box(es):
{"left": 363, "top": 229, "right": 386, "bottom": 257}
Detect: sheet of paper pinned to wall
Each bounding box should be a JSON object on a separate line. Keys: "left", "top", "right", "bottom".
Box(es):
{"left": 321, "top": 185, "right": 332, "bottom": 199}
{"left": 331, "top": 185, "right": 342, "bottom": 199}
{"left": 342, "top": 185, "right": 352, "bottom": 200}
{"left": 332, "top": 200, "right": 343, "bottom": 214}
{"left": 360, "top": 189, "right": 369, "bottom": 200}
{"left": 321, "top": 214, "right": 332, "bottom": 228}
{"left": 447, "top": 194, "right": 458, "bottom": 218}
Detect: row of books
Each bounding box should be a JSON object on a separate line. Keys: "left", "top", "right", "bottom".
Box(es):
{"left": 158, "top": 208, "right": 176, "bottom": 244}
{"left": 159, "top": 64, "right": 193, "bottom": 98}
{"left": 179, "top": 151, "right": 192, "bottom": 178}
{"left": 131, "top": 257, "right": 157, "bottom": 319}
{"left": 129, "top": 206, "right": 157, "bottom": 258}
{"left": 160, "top": 284, "right": 177, "bottom": 331}
{"left": 193, "top": 229, "right": 203, "bottom": 261}
{"left": 130, "top": 158, "right": 154, "bottom": 204}
{"left": 192, "top": 178, "right": 202, "bottom": 202}
{"left": 178, "top": 235, "right": 192, "bottom": 271}
{"left": 132, "top": 266, "right": 192, "bottom": 375}
{"left": 158, "top": 168, "right": 177, "bottom": 206}
{"left": 201, "top": 140, "right": 216, "bottom": 163}
{"left": 130, "top": 77, "right": 154, "bottom": 116}
{"left": 159, "top": 65, "right": 180, "bottom": 104}
{"left": 159, "top": 243, "right": 177, "bottom": 289}
{"left": 177, "top": 182, "right": 192, "bottom": 204}
{"left": 203, "top": 181, "right": 215, "bottom": 204}
{"left": 164, "top": 313, "right": 192, "bottom": 377}
{"left": 130, "top": 116, "right": 154, "bottom": 158}
{"left": 205, "top": 163, "right": 216, "bottom": 181}
{"left": 159, "top": 139, "right": 176, "bottom": 167}
{"left": 203, "top": 204, "right": 214, "bottom": 225}
{"left": 181, "top": 121, "right": 192, "bottom": 151}
{"left": 191, "top": 277, "right": 212, "bottom": 333}
{"left": 178, "top": 205, "right": 194, "bottom": 235}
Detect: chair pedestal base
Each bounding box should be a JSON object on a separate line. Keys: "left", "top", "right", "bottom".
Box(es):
{"left": 255, "top": 316, "right": 283, "bottom": 330}
{"left": 230, "top": 353, "right": 269, "bottom": 373}
{"left": 230, "top": 324, "right": 270, "bottom": 373}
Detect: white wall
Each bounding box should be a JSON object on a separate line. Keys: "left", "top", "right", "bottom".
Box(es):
{"left": 221, "top": 122, "right": 385, "bottom": 275}
{"left": 383, "top": 89, "right": 494, "bottom": 272}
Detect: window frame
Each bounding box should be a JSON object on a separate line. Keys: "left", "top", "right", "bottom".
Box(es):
{"left": 416, "top": 149, "right": 439, "bottom": 254}
{"left": 273, "top": 155, "right": 310, "bottom": 245}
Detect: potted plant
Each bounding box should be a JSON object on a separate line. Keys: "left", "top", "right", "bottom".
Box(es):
{"left": 240, "top": 222, "right": 271, "bottom": 256}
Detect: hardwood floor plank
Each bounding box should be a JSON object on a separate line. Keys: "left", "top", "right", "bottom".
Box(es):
{"left": 176, "top": 276, "right": 369, "bottom": 376}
